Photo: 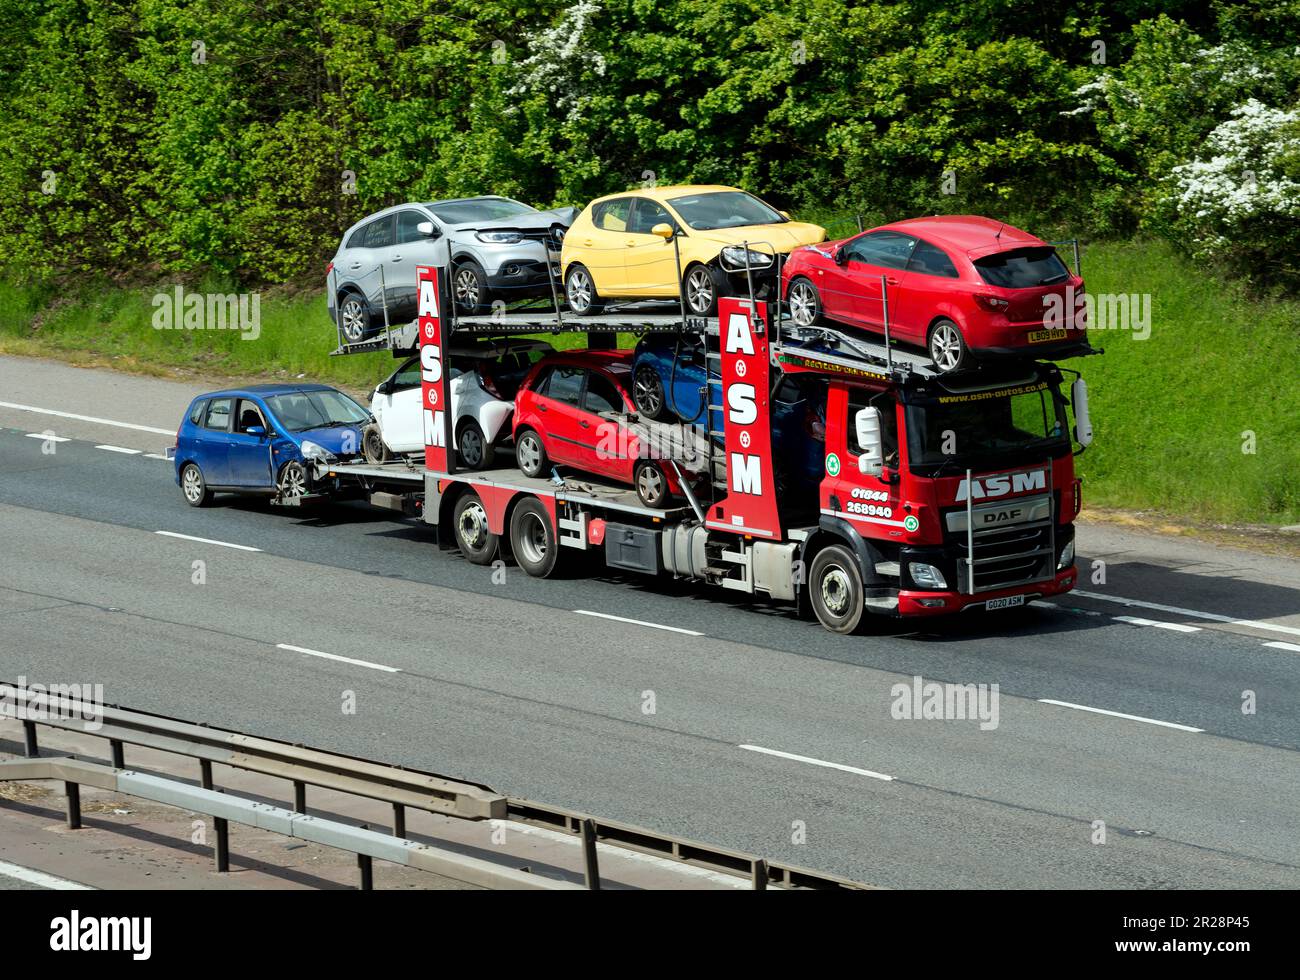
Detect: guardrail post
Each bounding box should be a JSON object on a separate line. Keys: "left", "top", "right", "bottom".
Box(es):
{"left": 214, "top": 817, "right": 229, "bottom": 872}
{"left": 752, "top": 859, "right": 768, "bottom": 890}
{"left": 294, "top": 780, "right": 306, "bottom": 814}
{"left": 64, "top": 782, "right": 81, "bottom": 829}
{"left": 358, "top": 854, "right": 373, "bottom": 890}
{"left": 110, "top": 739, "right": 124, "bottom": 769}
{"left": 200, "top": 758, "right": 214, "bottom": 790}
{"left": 392, "top": 803, "right": 405, "bottom": 838}
{"left": 23, "top": 720, "right": 37, "bottom": 757}
{"left": 580, "top": 818, "right": 600, "bottom": 890}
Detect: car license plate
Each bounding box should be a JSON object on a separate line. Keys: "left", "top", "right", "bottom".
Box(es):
{"left": 985, "top": 595, "right": 1026, "bottom": 610}
{"left": 1027, "top": 328, "right": 1068, "bottom": 343}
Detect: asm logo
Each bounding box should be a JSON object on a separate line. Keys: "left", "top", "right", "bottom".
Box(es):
{"left": 955, "top": 469, "right": 1045, "bottom": 502}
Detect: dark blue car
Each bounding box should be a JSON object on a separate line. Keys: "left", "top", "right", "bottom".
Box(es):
{"left": 171, "top": 383, "right": 370, "bottom": 506}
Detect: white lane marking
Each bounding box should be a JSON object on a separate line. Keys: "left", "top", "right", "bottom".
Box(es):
{"left": 0, "top": 859, "right": 94, "bottom": 890}
{"left": 1113, "top": 615, "right": 1201, "bottom": 633}
{"left": 0, "top": 401, "right": 173, "bottom": 435}
{"left": 1264, "top": 641, "right": 1300, "bottom": 653}
{"left": 23, "top": 432, "right": 70, "bottom": 443}
{"left": 1038, "top": 699, "right": 1203, "bottom": 733}
{"left": 144, "top": 453, "right": 171, "bottom": 460}
{"left": 1073, "top": 589, "right": 1300, "bottom": 639}
{"left": 95, "top": 445, "right": 142, "bottom": 455}
{"left": 276, "top": 643, "right": 401, "bottom": 673}
{"left": 573, "top": 610, "right": 703, "bottom": 636}
{"left": 738, "top": 744, "right": 894, "bottom": 782}
{"left": 155, "top": 530, "right": 262, "bottom": 552}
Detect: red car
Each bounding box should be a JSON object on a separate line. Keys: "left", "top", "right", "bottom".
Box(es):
{"left": 512, "top": 350, "right": 691, "bottom": 508}
{"left": 780, "top": 216, "right": 1087, "bottom": 371}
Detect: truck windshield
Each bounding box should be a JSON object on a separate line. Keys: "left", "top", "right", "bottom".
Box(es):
{"left": 905, "top": 380, "right": 1069, "bottom": 473}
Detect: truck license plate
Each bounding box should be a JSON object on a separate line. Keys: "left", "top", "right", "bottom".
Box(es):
{"left": 985, "top": 595, "right": 1026, "bottom": 610}
{"left": 1027, "top": 328, "right": 1068, "bottom": 343}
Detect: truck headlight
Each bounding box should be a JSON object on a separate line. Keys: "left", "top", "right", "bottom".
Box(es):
{"left": 475, "top": 231, "right": 523, "bottom": 244}
{"left": 1057, "top": 538, "right": 1075, "bottom": 571}
{"left": 909, "top": 562, "right": 947, "bottom": 590}
{"left": 300, "top": 440, "right": 335, "bottom": 462}
{"left": 719, "top": 246, "right": 774, "bottom": 272}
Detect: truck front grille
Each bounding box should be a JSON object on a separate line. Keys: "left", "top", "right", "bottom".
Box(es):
{"left": 949, "top": 497, "right": 1055, "bottom": 593}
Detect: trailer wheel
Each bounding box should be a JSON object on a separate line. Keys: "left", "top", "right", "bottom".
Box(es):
{"left": 808, "top": 545, "right": 866, "bottom": 634}
{"left": 452, "top": 491, "right": 498, "bottom": 565}
{"left": 457, "top": 419, "right": 494, "bottom": 470}
{"left": 180, "top": 462, "right": 213, "bottom": 507}
{"left": 510, "top": 498, "right": 559, "bottom": 578}
{"left": 515, "top": 428, "right": 548, "bottom": 478}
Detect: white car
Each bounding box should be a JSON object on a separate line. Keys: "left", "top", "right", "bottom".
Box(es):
{"left": 365, "top": 340, "right": 552, "bottom": 469}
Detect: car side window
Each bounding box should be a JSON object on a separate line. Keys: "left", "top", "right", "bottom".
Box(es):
{"left": 188, "top": 400, "right": 206, "bottom": 425}
{"left": 397, "top": 210, "right": 430, "bottom": 245}
{"left": 627, "top": 199, "right": 677, "bottom": 235}
{"left": 234, "top": 399, "right": 266, "bottom": 434}
{"left": 544, "top": 366, "right": 586, "bottom": 406}
{"left": 907, "top": 238, "right": 959, "bottom": 278}
{"left": 393, "top": 358, "right": 421, "bottom": 390}
{"left": 846, "top": 231, "right": 915, "bottom": 270}
{"left": 592, "top": 198, "right": 633, "bottom": 233}
{"left": 204, "top": 397, "right": 233, "bottom": 432}
{"left": 584, "top": 372, "right": 623, "bottom": 414}
{"left": 360, "top": 216, "right": 395, "bottom": 249}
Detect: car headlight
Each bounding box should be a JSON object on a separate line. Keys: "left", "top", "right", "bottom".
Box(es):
{"left": 300, "top": 440, "right": 336, "bottom": 462}
{"left": 719, "top": 246, "right": 775, "bottom": 272}
{"left": 475, "top": 231, "right": 523, "bottom": 244}
{"left": 909, "top": 562, "right": 948, "bottom": 590}
{"left": 1057, "top": 538, "right": 1075, "bottom": 571}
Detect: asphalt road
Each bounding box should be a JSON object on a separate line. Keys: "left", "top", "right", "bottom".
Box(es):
{"left": 1, "top": 354, "right": 1298, "bottom": 888}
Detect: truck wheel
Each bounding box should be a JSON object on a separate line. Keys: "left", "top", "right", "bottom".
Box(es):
{"left": 180, "top": 462, "right": 213, "bottom": 507}
{"left": 928, "top": 318, "right": 968, "bottom": 373}
{"left": 809, "top": 545, "right": 866, "bottom": 634}
{"left": 510, "top": 498, "right": 559, "bottom": 577}
{"left": 515, "top": 428, "right": 548, "bottom": 478}
{"left": 452, "top": 491, "right": 498, "bottom": 565}
{"left": 634, "top": 461, "right": 670, "bottom": 509}
{"left": 363, "top": 424, "right": 390, "bottom": 464}
{"left": 457, "top": 419, "right": 495, "bottom": 470}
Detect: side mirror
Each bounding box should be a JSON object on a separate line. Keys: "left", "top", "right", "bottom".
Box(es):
{"left": 651, "top": 222, "right": 675, "bottom": 240}
{"left": 245, "top": 425, "right": 266, "bottom": 438}
{"left": 833, "top": 246, "right": 848, "bottom": 267}
{"left": 416, "top": 221, "right": 440, "bottom": 239}
{"left": 1071, "top": 378, "right": 1093, "bottom": 447}
{"left": 854, "top": 407, "right": 884, "bottom": 477}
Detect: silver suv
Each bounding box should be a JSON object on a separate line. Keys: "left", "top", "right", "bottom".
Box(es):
{"left": 327, "top": 197, "right": 578, "bottom": 342}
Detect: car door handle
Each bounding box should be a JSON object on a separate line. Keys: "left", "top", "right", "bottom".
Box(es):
{"left": 886, "top": 276, "right": 900, "bottom": 285}
{"left": 391, "top": 254, "right": 403, "bottom": 262}
{"left": 582, "top": 239, "right": 593, "bottom": 247}
{"left": 625, "top": 240, "right": 637, "bottom": 247}
{"left": 350, "top": 262, "right": 362, "bottom": 270}
{"left": 538, "top": 404, "right": 547, "bottom": 412}
{"left": 580, "top": 419, "right": 590, "bottom": 428}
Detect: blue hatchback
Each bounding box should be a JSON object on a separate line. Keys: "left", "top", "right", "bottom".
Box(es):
{"left": 172, "top": 383, "right": 370, "bottom": 506}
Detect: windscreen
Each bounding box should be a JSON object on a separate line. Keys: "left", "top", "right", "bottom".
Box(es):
{"left": 426, "top": 199, "right": 536, "bottom": 225}
{"left": 266, "top": 390, "right": 370, "bottom": 432}
{"left": 906, "top": 381, "right": 1069, "bottom": 473}
{"left": 666, "top": 191, "right": 784, "bottom": 231}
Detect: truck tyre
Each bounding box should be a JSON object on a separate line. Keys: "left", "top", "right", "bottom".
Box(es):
{"left": 515, "top": 428, "right": 548, "bottom": 478}
{"left": 180, "top": 462, "right": 213, "bottom": 507}
{"left": 452, "top": 491, "right": 498, "bottom": 565}
{"left": 809, "top": 544, "right": 866, "bottom": 634}
{"left": 510, "top": 497, "right": 559, "bottom": 578}
{"left": 457, "top": 419, "right": 495, "bottom": 470}
{"left": 363, "top": 424, "right": 390, "bottom": 464}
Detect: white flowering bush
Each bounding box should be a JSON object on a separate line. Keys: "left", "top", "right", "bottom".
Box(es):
{"left": 506, "top": 1, "right": 607, "bottom": 123}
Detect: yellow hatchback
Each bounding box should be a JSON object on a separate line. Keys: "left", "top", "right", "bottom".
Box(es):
{"left": 560, "top": 185, "right": 826, "bottom": 316}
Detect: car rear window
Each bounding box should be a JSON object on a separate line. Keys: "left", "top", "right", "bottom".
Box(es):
{"left": 188, "top": 400, "right": 206, "bottom": 425}
{"left": 974, "top": 247, "right": 1070, "bottom": 288}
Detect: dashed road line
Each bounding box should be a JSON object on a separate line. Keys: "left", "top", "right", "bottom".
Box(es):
{"left": 155, "top": 530, "right": 262, "bottom": 552}
{"left": 1263, "top": 641, "right": 1300, "bottom": 654}
{"left": 1072, "top": 589, "right": 1300, "bottom": 639}
{"left": 95, "top": 445, "right": 142, "bottom": 455}
{"left": 1038, "top": 699, "right": 1203, "bottom": 733}
{"left": 276, "top": 643, "right": 401, "bottom": 673}
{"left": 738, "top": 744, "right": 894, "bottom": 781}
{"left": 23, "top": 432, "right": 70, "bottom": 443}
{"left": 1113, "top": 615, "right": 1201, "bottom": 633}
{"left": 573, "top": 610, "right": 704, "bottom": 636}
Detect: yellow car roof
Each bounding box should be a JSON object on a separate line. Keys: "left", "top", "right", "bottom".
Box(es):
{"left": 589, "top": 184, "right": 743, "bottom": 205}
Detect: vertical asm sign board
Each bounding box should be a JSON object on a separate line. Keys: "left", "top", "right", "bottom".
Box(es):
{"left": 417, "top": 265, "right": 454, "bottom": 474}
{"left": 706, "top": 297, "right": 781, "bottom": 540}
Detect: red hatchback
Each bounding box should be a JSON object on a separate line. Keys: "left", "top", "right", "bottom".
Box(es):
{"left": 780, "top": 216, "right": 1088, "bottom": 371}
{"left": 512, "top": 350, "right": 691, "bottom": 508}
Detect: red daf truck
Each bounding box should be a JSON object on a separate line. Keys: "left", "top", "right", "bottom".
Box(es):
{"left": 326, "top": 264, "right": 1094, "bottom": 635}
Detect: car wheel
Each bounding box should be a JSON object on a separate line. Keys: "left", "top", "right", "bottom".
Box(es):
{"left": 452, "top": 260, "right": 490, "bottom": 315}
{"left": 928, "top": 318, "right": 969, "bottom": 373}
{"left": 362, "top": 424, "right": 390, "bottom": 464}
{"left": 510, "top": 497, "right": 559, "bottom": 578}
{"left": 515, "top": 428, "right": 548, "bottom": 478}
{"left": 683, "top": 264, "right": 720, "bottom": 316}
{"left": 180, "top": 462, "right": 213, "bottom": 507}
{"left": 634, "top": 461, "right": 670, "bottom": 509}
{"left": 457, "top": 419, "right": 495, "bottom": 470}
{"left": 633, "top": 365, "right": 667, "bottom": 420}
{"left": 809, "top": 545, "right": 866, "bottom": 635}
{"left": 565, "top": 264, "right": 604, "bottom": 316}
{"left": 787, "top": 277, "right": 822, "bottom": 327}
{"left": 278, "top": 460, "right": 308, "bottom": 499}
{"left": 338, "top": 293, "right": 371, "bottom": 344}
{"left": 452, "top": 491, "right": 498, "bottom": 565}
